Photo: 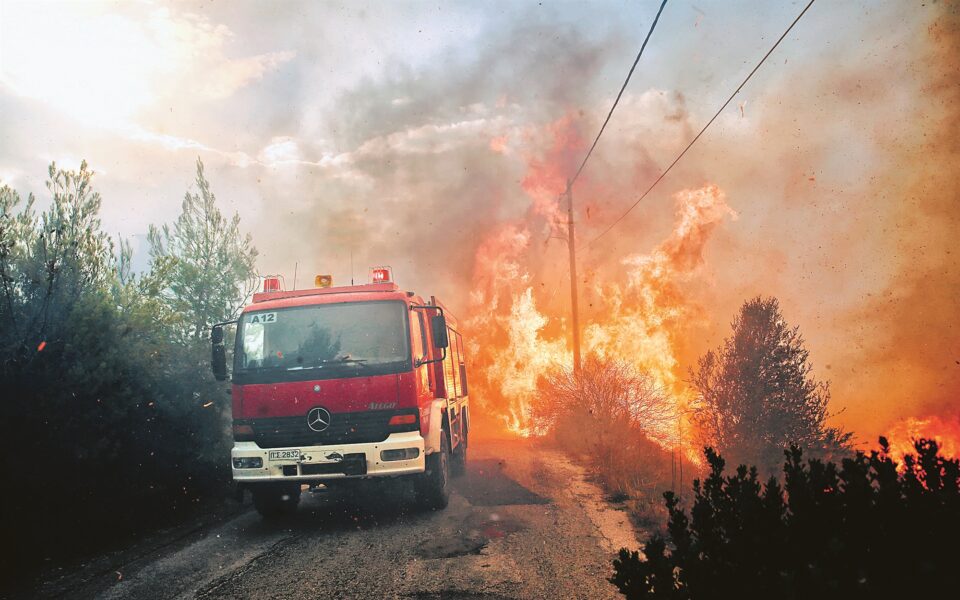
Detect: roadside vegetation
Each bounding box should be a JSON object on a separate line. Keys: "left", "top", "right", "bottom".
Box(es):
{"left": 584, "top": 297, "right": 949, "bottom": 598}
{"left": 611, "top": 438, "right": 960, "bottom": 599}
{"left": 532, "top": 356, "right": 677, "bottom": 529}
{"left": 535, "top": 297, "right": 853, "bottom": 532}
{"left": 0, "top": 159, "right": 254, "bottom": 584}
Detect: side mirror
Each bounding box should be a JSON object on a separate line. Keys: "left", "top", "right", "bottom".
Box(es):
{"left": 431, "top": 315, "right": 449, "bottom": 348}
{"left": 212, "top": 346, "right": 227, "bottom": 381}
{"left": 211, "top": 325, "right": 227, "bottom": 381}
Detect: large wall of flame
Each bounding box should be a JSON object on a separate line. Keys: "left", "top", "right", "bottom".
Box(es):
{"left": 449, "top": 2, "right": 957, "bottom": 444}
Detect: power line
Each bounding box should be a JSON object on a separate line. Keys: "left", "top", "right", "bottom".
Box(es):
{"left": 569, "top": 0, "right": 669, "bottom": 188}
{"left": 585, "top": 0, "right": 817, "bottom": 248}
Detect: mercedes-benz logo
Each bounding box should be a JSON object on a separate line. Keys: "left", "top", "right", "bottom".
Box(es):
{"left": 306, "top": 407, "right": 331, "bottom": 432}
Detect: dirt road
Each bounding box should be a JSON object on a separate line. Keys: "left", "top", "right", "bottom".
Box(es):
{"left": 33, "top": 439, "right": 639, "bottom": 599}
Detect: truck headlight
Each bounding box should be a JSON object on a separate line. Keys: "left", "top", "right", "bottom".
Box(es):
{"left": 233, "top": 457, "right": 263, "bottom": 469}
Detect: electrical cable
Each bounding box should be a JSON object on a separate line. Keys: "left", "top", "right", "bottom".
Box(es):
{"left": 569, "top": 0, "right": 669, "bottom": 189}
{"left": 584, "top": 0, "right": 817, "bottom": 248}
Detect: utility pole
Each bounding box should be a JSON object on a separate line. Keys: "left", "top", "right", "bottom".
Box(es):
{"left": 566, "top": 180, "right": 582, "bottom": 376}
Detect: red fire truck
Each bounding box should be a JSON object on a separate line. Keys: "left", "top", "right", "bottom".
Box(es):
{"left": 210, "top": 269, "right": 469, "bottom": 517}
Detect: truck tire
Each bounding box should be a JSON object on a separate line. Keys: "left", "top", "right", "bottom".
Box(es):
{"left": 252, "top": 484, "right": 301, "bottom": 518}
{"left": 451, "top": 422, "right": 468, "bottom": 478}
{"left": 415, "top": 430, "right": 450, "bottom": 510}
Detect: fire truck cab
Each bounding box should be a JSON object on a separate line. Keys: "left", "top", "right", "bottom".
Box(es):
{"left": 211, "top": 272, "right": 469, "bottom": 517}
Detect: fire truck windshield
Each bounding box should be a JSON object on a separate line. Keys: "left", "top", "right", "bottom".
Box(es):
{"left": 232, "top": 300, "right": 411, "bottom": 383}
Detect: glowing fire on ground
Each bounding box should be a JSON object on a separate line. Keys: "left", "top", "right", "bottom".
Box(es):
{"left": 882, "top": 415, "right": 960, "bottom": 470}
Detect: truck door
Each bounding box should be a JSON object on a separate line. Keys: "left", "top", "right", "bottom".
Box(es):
{"left": 411, "top": 311, "right": 432, "bottom": 396}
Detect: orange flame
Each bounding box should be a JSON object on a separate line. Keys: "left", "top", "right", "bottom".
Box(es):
{"left": 464, "top": 117, "right": 735, "bottom": 462}
{"left": 882, "top": 415, "right": 960, "bottom": 470}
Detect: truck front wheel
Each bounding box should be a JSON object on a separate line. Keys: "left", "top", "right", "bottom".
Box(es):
{"left": 252, "top": 484, "right": 301, "bottom": 518}
{"left": 415, "top": 430, "right": 450, "bottom": 510}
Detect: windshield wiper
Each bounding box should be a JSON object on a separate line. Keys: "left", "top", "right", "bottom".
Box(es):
{"left": 240, "top": 364, "right": 286, "bottom": 372}
{"left": 280, "top": 358, "right": 369, "bottom": 372}
{"left": 322, "top": 357, "right": 369, "bottom": 366}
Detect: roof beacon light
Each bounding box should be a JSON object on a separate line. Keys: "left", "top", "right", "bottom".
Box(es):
{"left": 315, "top": 274, "right": 333, "bottom": 288}
{"left": 263, "top": 276, "right": 282, "bottom": 292}
{"left": 370, "top": 266, "right": 393, "bottom": 284}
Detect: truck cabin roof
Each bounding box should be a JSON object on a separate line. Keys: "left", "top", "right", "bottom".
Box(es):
{"left": 245, "top": 283, "right": 458, "bottom": 328}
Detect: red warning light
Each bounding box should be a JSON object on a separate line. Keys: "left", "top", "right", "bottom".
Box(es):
{"left": 370, "top": 266, "right": 392, "bottom": 283}
{"left": 263, "top": 276, "right": 281, "bottom": 292}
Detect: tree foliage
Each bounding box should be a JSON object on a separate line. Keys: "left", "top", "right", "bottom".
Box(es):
{"left": 611, "top": 438, "right": 960, "bottom": 599}
{"left": 148, "top": 158, "right": 257, "bottom": 340}
{"left": 0, "top": 162, "right": 113, "bottom": 369}
{"left": 691, "top": 296, "right": 850, "bottom": 472}
{"left": 0, "top": 161, "right": 252, "bottom": 584}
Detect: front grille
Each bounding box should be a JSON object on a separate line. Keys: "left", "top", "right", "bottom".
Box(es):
{"left": 249, "top": 410, "right": 398, "bottom": 448}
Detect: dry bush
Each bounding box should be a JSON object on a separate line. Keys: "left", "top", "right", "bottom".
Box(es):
{"left": 533, "top": 356, "right": 677, "bottom": 526}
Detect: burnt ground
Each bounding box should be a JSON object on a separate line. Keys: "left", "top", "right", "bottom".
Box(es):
{"left": 20, "top": 438, "right": 641, "bottom": 600}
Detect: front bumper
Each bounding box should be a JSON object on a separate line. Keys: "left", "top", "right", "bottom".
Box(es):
{"left": 231, "top": 431, "right": 425, "bottom": 483}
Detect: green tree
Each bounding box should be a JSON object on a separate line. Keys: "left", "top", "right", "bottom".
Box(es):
{"left": 148, "top": 158, "right": 257, "bottom": 340}
{"left": 0, "top": 161, "right": 113, "bottom": 372}
{"left": 0, "top": 161, "right": 237, "bottom": 584}
{"left": 691, "top": 297, "right": 850, "bottom": 472}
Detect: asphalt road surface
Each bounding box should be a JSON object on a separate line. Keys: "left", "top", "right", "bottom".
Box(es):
{"left": 33, "top": 438, "right": 640, "bottom": 599}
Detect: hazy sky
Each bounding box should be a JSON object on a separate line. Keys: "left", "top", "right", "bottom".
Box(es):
{"left": 1, "top": 0, "right": 864, "bottom": 267}
{"left": 1, "top": 0, "right": 957, "bottom": 442}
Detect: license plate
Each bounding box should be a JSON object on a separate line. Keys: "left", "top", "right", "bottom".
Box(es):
{"left": 268, "top": 449, "right": 300, "bottom": 461}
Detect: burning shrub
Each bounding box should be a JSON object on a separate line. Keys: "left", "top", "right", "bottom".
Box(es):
{"left": 610, "top": 437, "right": 960, "bottom": 599}
{"left": 533, "top": 356, "right": 676, "bottom": 522}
